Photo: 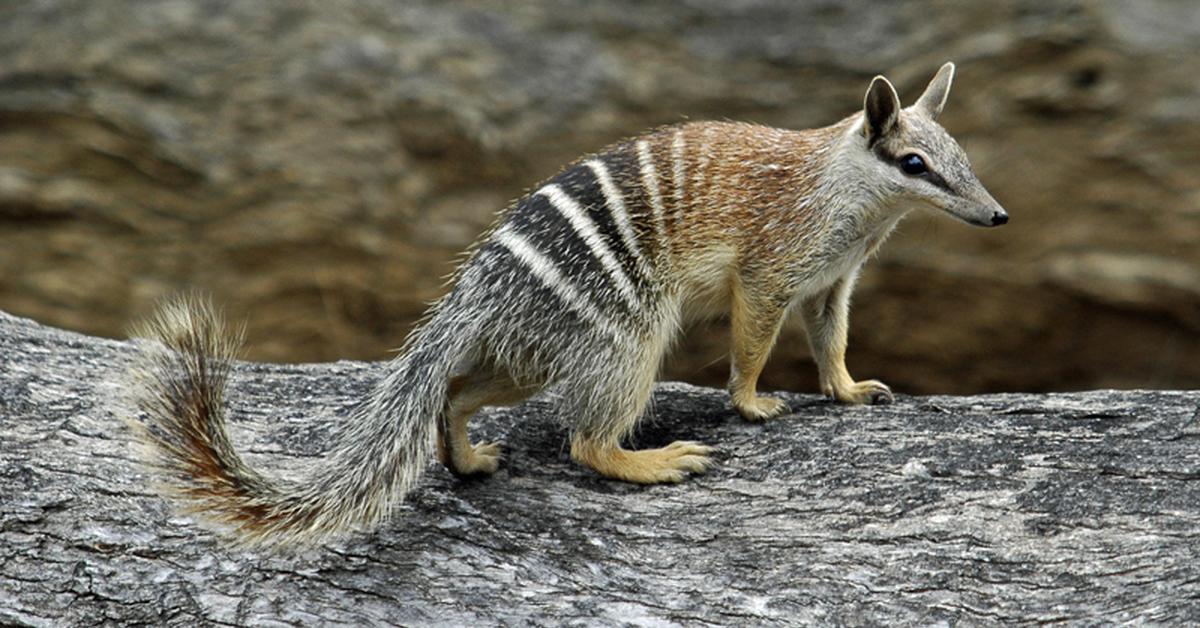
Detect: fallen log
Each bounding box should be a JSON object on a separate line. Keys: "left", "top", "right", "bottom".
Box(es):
{"left": 2, "top": 309, "right": 1198, "bottom": 625}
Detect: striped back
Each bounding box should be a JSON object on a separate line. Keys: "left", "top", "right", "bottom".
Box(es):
{"left": 486, "top": 138, "right": 667, "bottom": 334}
{"left": 482, "top": 121, "right": 835, "bottom": 335}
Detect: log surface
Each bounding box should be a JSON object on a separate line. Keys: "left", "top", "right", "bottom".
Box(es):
{"left": 2, "top": 309, "right": 1199, "bottom": 625}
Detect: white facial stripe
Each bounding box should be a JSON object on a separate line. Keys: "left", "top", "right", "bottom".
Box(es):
{"left": 636, "top": 139, "right": 669, "bottom": 252}
{"left": 537, "top": 184, "right": 641, "bottom": 312}
{"left": 671, "top": 129, "right": 686, "bottom": 213}
{"left": 585, "top": 159, "right": 651, "bottom": 276}
{"left": 494, "top": 226, "right": 619, "bottom": 338}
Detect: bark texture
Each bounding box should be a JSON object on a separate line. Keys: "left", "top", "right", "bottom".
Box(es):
{"left": 2, "top": 310, "right": 1199, "bottom": 625}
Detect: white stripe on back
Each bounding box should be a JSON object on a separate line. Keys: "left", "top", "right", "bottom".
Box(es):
{"left": 493, "top": 226, "right": 618, "bottom": 337}
{"left": 537, "top": 183, "right": 640, "bottom": 312}
{"left": 694, "top": 126, "right": 713, "bottom": 208}
{"left": 585, "top": 159, "right": 651, "bottom": 277}
{"left": 636, "top": 139, "right": 669, "bottom": 252}
{"left": 671, "top": 129, "right": 686, "bottom": 216}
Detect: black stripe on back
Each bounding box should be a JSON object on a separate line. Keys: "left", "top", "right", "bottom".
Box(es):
{"left": 553, "top": 161, "right": 652, "bottom": 292}
{"left": 594, "top": 142, "right": 664, "bottom": 267}
{"left": 503, "top": 185, "right": 639, "bottom": 320}
{"left": 468, "top": 241, "right": 590, "bottom": 336}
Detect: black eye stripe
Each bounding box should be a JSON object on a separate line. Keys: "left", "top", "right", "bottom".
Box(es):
{"left": 923, "top": 169, "right": 954, "bottom": 194}
{"left": 872, "top": 145, "right": 956, "bottom": 194}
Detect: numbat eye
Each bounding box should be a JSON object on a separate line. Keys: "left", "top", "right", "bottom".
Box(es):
{"left": 899, "top": 154, "right": 928, "bottom": 175}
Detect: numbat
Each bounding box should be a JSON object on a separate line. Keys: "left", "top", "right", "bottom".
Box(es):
{"left": 127, "top": 62, "right": 1007, "bottom": 546}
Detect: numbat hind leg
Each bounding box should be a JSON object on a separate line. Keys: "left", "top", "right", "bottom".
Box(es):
{"left": 438, "top": 370, "right": 530, "bottom": 477}
{"left": 571, "top": 436, "right": 713, "bottom": 484}
{"left": 566, "top": 327, "right": 712, "bottom": 484}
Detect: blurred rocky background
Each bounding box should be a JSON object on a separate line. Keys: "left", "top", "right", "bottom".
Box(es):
{"left": 1, "top": 0, "right": 1196, "bottom": 395}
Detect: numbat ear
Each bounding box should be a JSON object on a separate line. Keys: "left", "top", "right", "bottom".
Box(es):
{"left": 863, "top": 75, "right": 900, "bottom": 143}
{"left": 914, "top": 62, "right": 955, "bottom": 119}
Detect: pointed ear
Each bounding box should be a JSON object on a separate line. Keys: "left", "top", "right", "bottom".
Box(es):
{"left": 863, "top": 75, "right": 900, "bottom": 143}
{"left": 914, "top": 62, "right": 955, "bottom": 119}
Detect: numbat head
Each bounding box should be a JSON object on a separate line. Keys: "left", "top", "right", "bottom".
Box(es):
{"left": 126, "top": 62, "right": 1007, "bottom": 548}
{"left": 858, "top": 62, "right": 1008, "bottom": 227}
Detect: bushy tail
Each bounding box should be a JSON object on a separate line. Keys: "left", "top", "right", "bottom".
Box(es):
{"left": 125, "top": 294, "right": 471, "bottom": 548}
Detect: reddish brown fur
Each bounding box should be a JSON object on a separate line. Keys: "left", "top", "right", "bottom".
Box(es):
{"left": 650, "top": 120, "right": 844, "bottom": 265}
{"left": 584, "top": 119, "right": 862, "bottom": 423}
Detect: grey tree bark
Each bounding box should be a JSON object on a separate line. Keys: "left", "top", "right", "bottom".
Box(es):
{"left": 2, "top": 309, "right": 1199, "bottom": 625}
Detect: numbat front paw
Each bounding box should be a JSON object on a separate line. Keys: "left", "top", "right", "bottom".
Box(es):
{"left": 830, "top": 380, "right": 894, "bottom": 405}
{"left": 734, "top": 395, "right": 790, "bottom": 422}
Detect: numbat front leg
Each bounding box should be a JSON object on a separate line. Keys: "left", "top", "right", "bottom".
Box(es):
{"left": 728, "top": 272, "right": 792, "bottom": 421}
{"left": 801, "top": 275, "right": 895, "bottom": 406}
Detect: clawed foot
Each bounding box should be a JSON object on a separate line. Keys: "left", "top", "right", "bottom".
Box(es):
{"left": 734, "top": 395, "right": 791, "bottom": 422}
{"left": 827, "top": 379, "right": 894, "bottom": 405}
{"left": 445, "top": 440, "right": 504, "bottom": 477}
{"left": 661, "top": 440, "right": 715, "bottom": 479}
{"left": 572, "top": 439, "right": 714, "bottom": 484}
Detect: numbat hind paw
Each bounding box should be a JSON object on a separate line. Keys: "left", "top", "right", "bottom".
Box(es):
{"left": 450, "top": 441, "right": 504, "bottom": 477}
{"left": 571, "top": 440, "right": 714, "bottom": 484}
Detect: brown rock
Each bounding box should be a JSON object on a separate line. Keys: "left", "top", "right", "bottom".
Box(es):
{"left": 1, "top": 1, "right": 1197, "bottom": 394}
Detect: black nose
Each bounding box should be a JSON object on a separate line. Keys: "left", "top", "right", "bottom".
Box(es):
{"left": 991, "top": 211, "right": 1009, "bottom": 226}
